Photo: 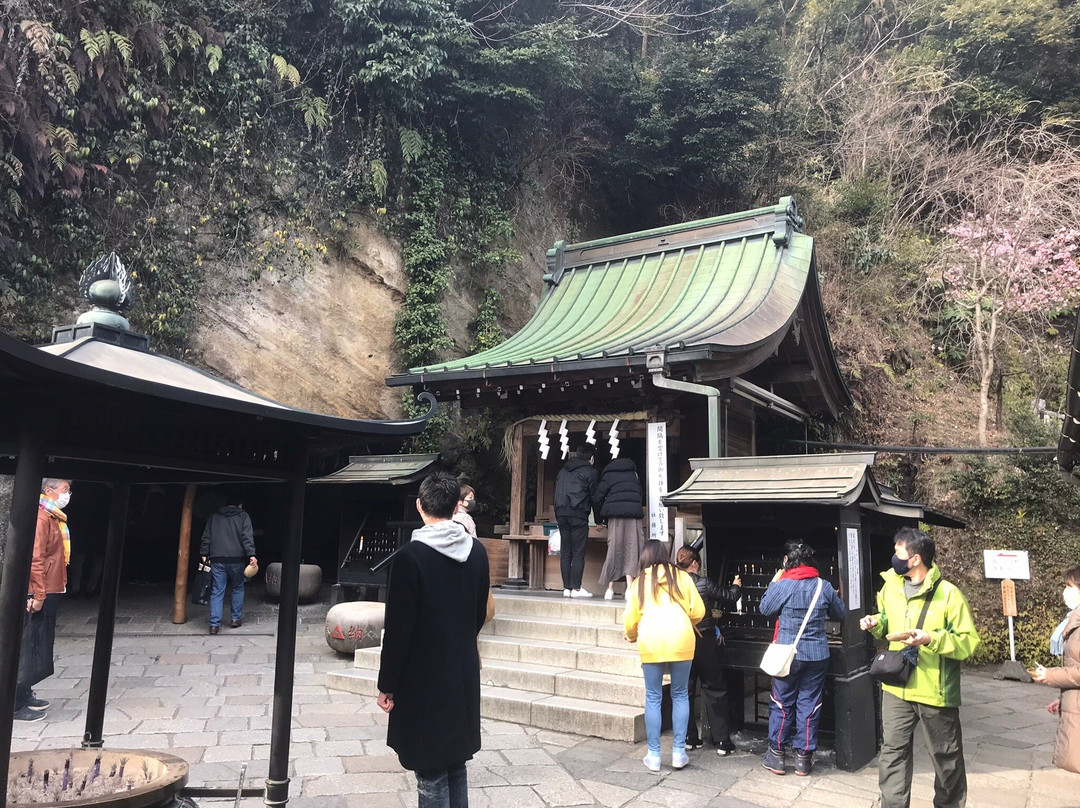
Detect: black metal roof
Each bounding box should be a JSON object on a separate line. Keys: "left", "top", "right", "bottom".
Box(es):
{"left": 0, "top": 329, "right": 435, "bottom": 484}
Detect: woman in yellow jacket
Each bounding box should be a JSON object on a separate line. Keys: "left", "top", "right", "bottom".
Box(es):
{"left": 625, "top": 540, "right": 705, "bottom": 771}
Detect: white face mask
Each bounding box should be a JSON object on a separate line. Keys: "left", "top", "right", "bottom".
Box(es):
{"left": 1065, "top": 586, "right": 1080, "bottom": 611}
{"left": 55, "top": 491, "right": 71, "bottom": 509}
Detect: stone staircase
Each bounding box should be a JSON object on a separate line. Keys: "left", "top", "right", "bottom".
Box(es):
{"left": 326, "top": 591, "right": 647, "bottom": 742}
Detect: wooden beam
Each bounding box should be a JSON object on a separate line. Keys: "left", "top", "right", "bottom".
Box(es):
{"left": 510, "top": 423, "right": 526, "bottom": 536}
{"left": 746, "top": 364, "right": 817, "bottom": 385}
{"left": 172, "top": 484, "right": 196, "bottom": 624}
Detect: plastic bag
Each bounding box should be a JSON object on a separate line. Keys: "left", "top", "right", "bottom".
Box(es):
{"left": 547, "top": 528, "right": 561, "bottom": 556}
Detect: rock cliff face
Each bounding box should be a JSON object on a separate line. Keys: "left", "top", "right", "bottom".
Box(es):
{"left": 189, "top": 214, "right": 548, "bottom": 419}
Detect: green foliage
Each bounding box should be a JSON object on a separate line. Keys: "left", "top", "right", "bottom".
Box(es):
{"left": 469, "top": 289, "right": 504, "bottom": 353}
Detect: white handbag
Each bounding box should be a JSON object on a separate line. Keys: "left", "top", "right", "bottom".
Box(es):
{"left": 759, "top": 578, "right": 824, "bottom": 678}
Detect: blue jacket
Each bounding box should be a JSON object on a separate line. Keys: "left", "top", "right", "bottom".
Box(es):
{"left": 759, "top": 576, "right": 847, "bottom": 662}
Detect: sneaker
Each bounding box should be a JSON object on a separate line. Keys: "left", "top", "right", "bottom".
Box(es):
{"left": 671, "top": 750, "right": 690, "bottom": 770}
{"left": 563, "top": 589, "right": 571, "bottom": 598}
{"left": 571, "top": 588, "right": 593, "bottom": 598}
{"left": 716, "top": 738, "right": 736, "bottom": 756}
{"left": 794, "top": 751, "right": 813, "bottom": 776}
{"left": 642, "top": 752, "right": 661, "bottom": 772}
{"left": 14, "top": 707, "right": 46, "bottom": 722}
{"left": 762, "top": 747, "right": 786, "bottom": 775}
{"left": 604, "top": 589, "right": 614, "bottom": 600}
{"left": 686, "top": 740, "right": 704, "bottom": 751}
{"left": 230, "top": 619, "right": 242, "bottom": 628}
{"left": 209, "top": 625, "right": 220, "bottom": 635}
{"left": 25, "top": 694, "right": 49, "bottom": 711}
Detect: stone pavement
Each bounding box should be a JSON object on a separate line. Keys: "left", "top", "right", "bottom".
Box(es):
{"left": 9, "top": 588, "right": 1079, "bottom": 808}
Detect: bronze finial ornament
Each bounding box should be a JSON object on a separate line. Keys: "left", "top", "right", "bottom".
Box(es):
{"left": 75, "top": 252, "right": 135, "bottom": 331}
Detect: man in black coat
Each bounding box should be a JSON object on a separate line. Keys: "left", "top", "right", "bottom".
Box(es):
{"left": 676, "top": 544, "right": 742, "bottom": 755}
{"left": 199, "top": 496, "right": 257, "bottom": 635}
{"left": 554, "top": 445, "right": 599, "bottom": 598}
{"left": 378, "top": 472, "right": 490, "bottom": 808}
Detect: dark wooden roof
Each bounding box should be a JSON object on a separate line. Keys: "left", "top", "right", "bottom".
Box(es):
{"left": 0, "top": 329, "right": 435, "bottom": 484}
{"left": 663, "top": 453, "right": 964, "bottom": 528}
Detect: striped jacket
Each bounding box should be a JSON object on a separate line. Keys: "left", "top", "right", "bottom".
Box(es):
{"left": 759, "top": 576, "right": 847, "bottom": 662}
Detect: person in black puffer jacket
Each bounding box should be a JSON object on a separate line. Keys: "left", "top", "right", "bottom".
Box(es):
{"left": 676, "top": 544, "right": 742, "bottom": 755}
{"left": 554, "top": 446, "right": 599, "bottom": 598}
{"left": 592, "top": 456, "right": 646, "bottom": 600}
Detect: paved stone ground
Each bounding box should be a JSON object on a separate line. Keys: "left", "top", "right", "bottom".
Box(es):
{"left": 9, "top": 588, "right": 1079, "bottom": 808}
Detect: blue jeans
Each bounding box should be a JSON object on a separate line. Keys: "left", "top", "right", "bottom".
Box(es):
{"left": 642, "top": 659, "right": 692, "bottom": 755}
{"left": 416, "top": 763, "right": 468, "bottom": 808}
{"left": 767, "top": 657, "right": 830, "bottom": 753}
{"left": 209, "top": 561, "right": 246, "bottom": 627}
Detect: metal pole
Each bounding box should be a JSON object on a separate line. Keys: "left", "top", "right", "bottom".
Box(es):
{"left": 1008, "top": 615, "right": 1016, "bottom": 662}
{"left": 266, "top": 445, "right": 308, "bottom": 808}
{"left": 82, "top": 481, "right": 130, "bottom": 748}
{"left": 0, "top": 426, "right": 46, "bottom": 805}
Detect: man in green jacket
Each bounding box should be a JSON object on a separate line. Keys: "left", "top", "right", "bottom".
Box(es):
{"left": 860, "top": 527, "right": 980, "bottom": 808}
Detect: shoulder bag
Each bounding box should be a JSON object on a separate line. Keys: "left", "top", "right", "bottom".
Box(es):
{"left": 760, "top": 578, "right": 823, "bottom": 678}
{"left": 869, "top": 580, "right": 939, "bottom": 686}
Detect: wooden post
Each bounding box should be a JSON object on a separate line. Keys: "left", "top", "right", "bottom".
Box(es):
{"left": 510, "top": 422, "right": 526, "bottom": 536}
{"left": 172, "top": 484, "right": 196, "bottom": 624}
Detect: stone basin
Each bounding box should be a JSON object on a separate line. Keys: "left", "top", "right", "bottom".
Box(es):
{"left": 7, "top": 749, "right": 188, "bottom": 807}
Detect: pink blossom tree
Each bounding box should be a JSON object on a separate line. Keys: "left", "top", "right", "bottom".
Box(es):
{"left": 931, "top": 128, "right": 1080, "bottom": 445}
{"left": 938, "top": 217, "right": 1080, "bottom": 444}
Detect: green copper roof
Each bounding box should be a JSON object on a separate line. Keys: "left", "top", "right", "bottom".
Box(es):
{"left": 387, "top": 197, "right": 850, "bottom": 418}
{"left": 393, "top": 198, "right": 813, "bottom": 379}
{"left": 308, "top": 453, "right": 439, "bottom": 484}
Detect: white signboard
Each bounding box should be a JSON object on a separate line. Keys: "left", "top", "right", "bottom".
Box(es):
{"left": 647, "top": 422, "right": 668, "bottom": 542}
{"left": 845, "top": 527, "right": 862, "bottom": 610}
{"left": 983, "top": 550, "right": 1030, "bottom": 580}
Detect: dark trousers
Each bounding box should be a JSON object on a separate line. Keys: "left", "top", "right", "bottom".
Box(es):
{"left": 687, "top": 632, "right": 732, "bottom": 745}
{"left": 879, "top": 690, "right": 967, "bottom": 808}
{"left": 767, "top": 657, "right": 829, "bottom": 753}
{"left": 556, "top": 519, "right": 588, "bottom": 591}
{"left": 16, "top": 593, "right": 59, "bottom": 710}
{"left": 416, "top": 762, "right": 468, "bottom": 808}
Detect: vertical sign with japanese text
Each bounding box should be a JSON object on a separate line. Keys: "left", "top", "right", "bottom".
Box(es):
{"left": 647, "top": 422, "right": 668, "bottom": 542}
{"left": 845, "top": 527, "right": 862, "bottom": 610}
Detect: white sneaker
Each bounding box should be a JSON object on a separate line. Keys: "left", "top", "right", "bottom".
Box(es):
{"left": 563, "top": 589, "right": 571, "bottom": 598}
{"left": 642, "top": 752, "right": 661, "bottom": 772}
{"left": 672, "top": 750, "right": 689, "bottom": 770}
{"left": 571, "top": 588, "right": 593, "bottom": 598}
{"left": 604, "top": 589, "right": 614, "bottom": 600}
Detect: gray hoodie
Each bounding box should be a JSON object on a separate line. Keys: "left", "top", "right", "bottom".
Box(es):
{"left": 411, "top": 519, "right": 473, "bottom": 562}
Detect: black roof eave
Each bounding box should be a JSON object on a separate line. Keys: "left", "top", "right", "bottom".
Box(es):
{"left": 383, "top": 342, "right": 801, "bottom": 390}
{"left": 1, "top": 330, "right": 434, "bottom": 439}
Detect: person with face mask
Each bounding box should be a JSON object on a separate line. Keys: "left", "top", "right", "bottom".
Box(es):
{"left": 1030, "top": 565, "right": 1080, "bottom": 774}
{"left": 16, "top": 478, "right": 73, "bottom": 722}
{"left": 859, "top": 527, "right": 980, "bottom": 808}
{"left": 453, "top": 484, "right": 478, "bottom": 539}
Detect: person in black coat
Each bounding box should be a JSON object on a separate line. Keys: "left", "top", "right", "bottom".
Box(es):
{"left": 378, "top": 472, "right": 490, "bottom": 808}
{"left": 554, "top": 445, "right": 599, "bottom": 598}
{"left": 676, "top": 545, "right": 742, "bottom": 755}
{"left": 592, "top": 456, "right": 646, "bottom": 600}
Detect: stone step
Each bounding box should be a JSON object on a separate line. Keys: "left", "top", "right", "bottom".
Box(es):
{"left": 491, "top": 592, "right": 625, "bottom": 624}
{"left": 476, "top": 635, "right": 642, "bottom": 678}
{"left": 355, "top": 635, "right": 643, "bottom": 678}
{"left": 326, "top": 668, "right": 644, "bottom": 743}
{"left": 351, "top": 646, "right": 645, "bottom": 705}
{"left": 482, "top": 614, "right": 628, "bottom": 647}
